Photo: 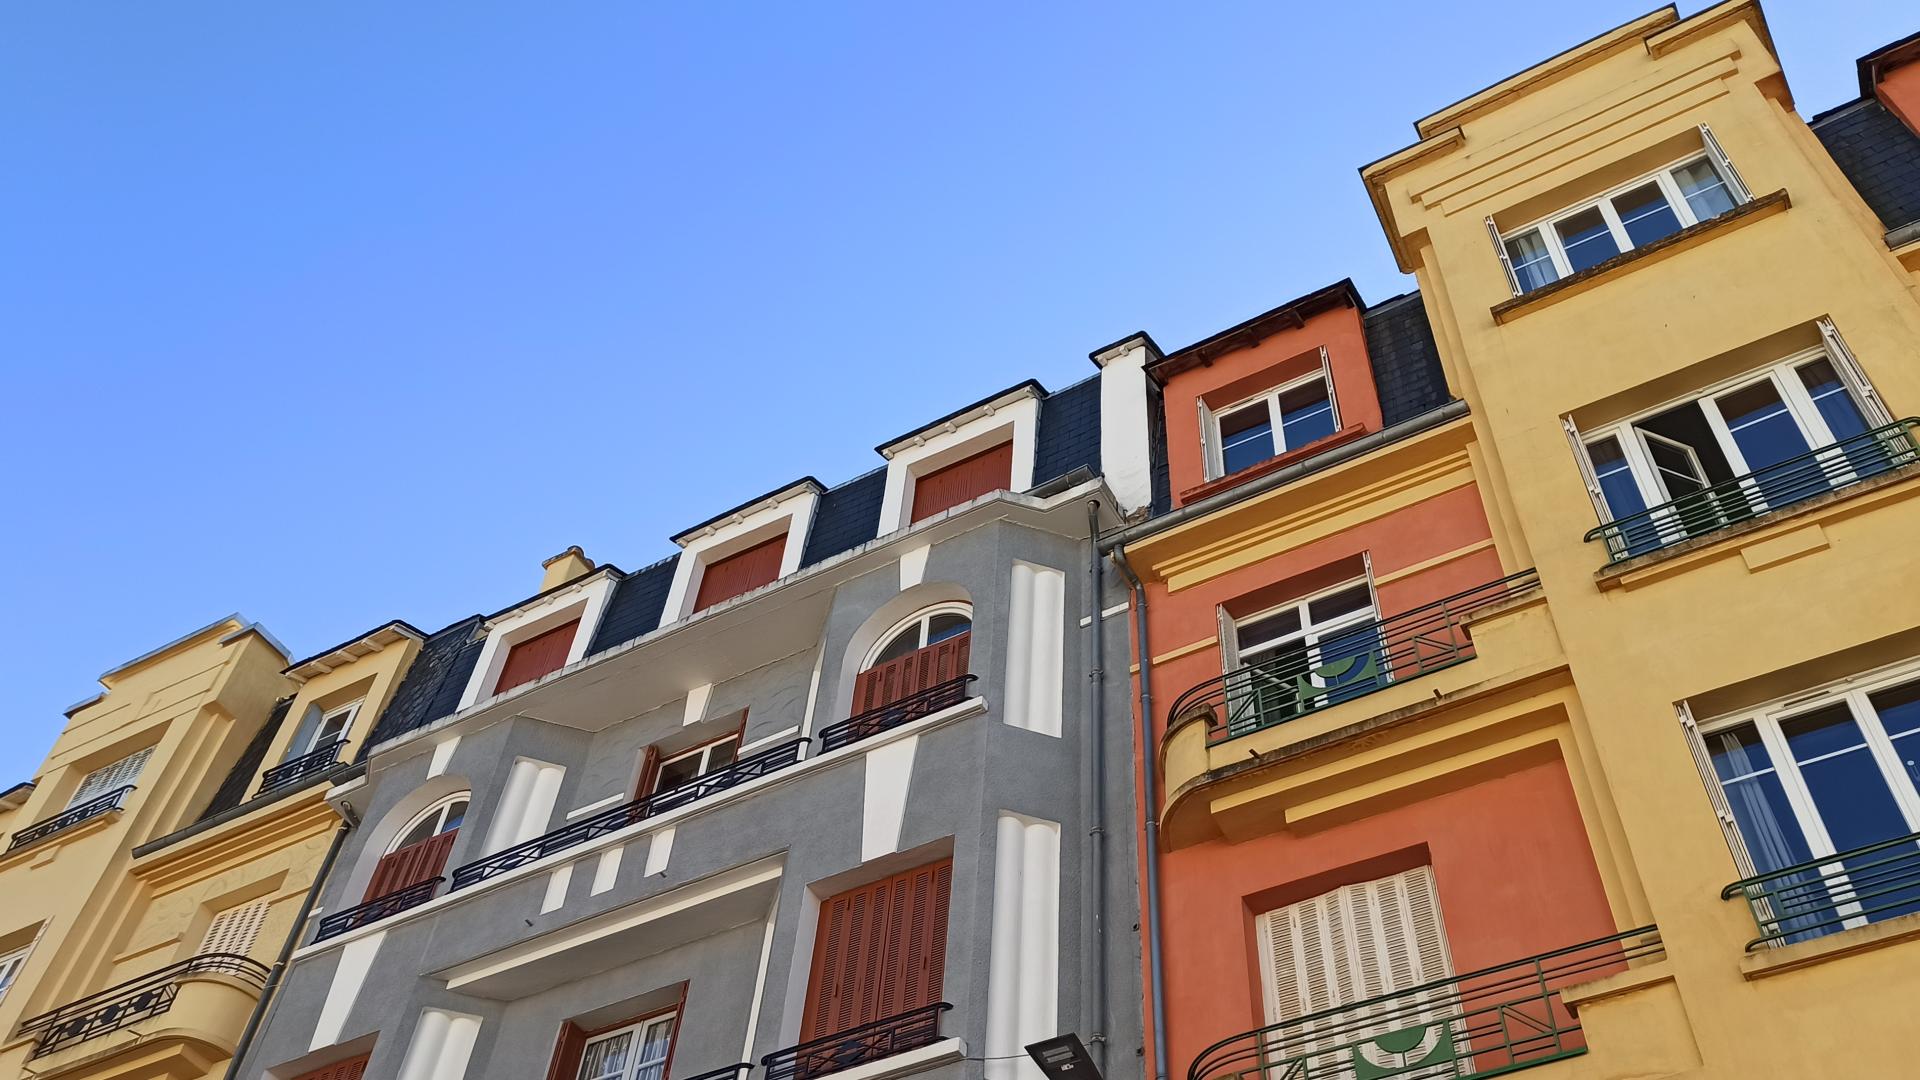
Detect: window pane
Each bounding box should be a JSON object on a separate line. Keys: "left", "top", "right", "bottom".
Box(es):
{"left": 655, "top": 755, "right": 702, "bottom": 793}
{"left": 1717, "top": 380, "right": 1823, "bottom": 506}
{"left": 1587, "top": 436, "right": 1657, "bottom": 553}
{"left": 1236, "top": 608, "right": 1302, "bottom": 654}
{"left": 1307, "top": 585, "right": 1372, "bottom": 624}
{"left": 1219, "top": 403, "right": 1276, "bottom": 475}
{"left": 926, "top": 613, "right": 971, "bottom": 644}
{"left": 1870, "top": 682, "right": 1920, "bottom": 790}
{"left": 634, "top": 1018, "right": 676, "bottom": 1080}
{"left": 1612, "top": 183, "right": 1683, "bottom": 247}
{"left": 873, "top": 627, "right": 922, "bottom": 665}
{"left": 1504, "top": 229, "right": 1559, "bottom": 292}
{"left": 1672, "top": 159, "right": 1735, "bottom": 220}
{"left": 441, "top": 800, "right": 467, "bottom": 833}
{"left": 1277, "top": 380, "right": 1337, "bottom": 450}
{"left": 707, "top": 739, "right": 738, "bottom": 770}
{"left": 1782, "top": 705, "right": 1912, "bottom": 852}
{"left": 1644, "top": 437, "right": 1707, "bottom": 497}
{"left": 1707, "top": 724, "right": 1815, "bottom": 874}
{"left": 1797, "top": 359, "right": 1870, "bottom": 441}
{"left": 1555, "top": 207, "right": 1620, "bottom": 273}
{"left": 578, "top": 1032, "right": 632, "bottom": 1080}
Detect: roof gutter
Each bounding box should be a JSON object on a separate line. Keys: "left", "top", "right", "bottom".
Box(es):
{"left": 1098, "top": 399, "right": 1470, "bottom": 553}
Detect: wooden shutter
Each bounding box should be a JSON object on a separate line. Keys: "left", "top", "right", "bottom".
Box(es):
{"left": 201, "top": 898, "right": 270, "bottom": 958}
{"left": 851, "top": 633, "right": 972, "bottom": 714}
{"left": 363, "top": 829, "right": 459, "bottom": 902}
{"left": 494, "top": 619, "right": 581, "bottom": 696}
{"left": 289, "top": 1053, "right": 370, "bottom": 1080}
{"left": 910, "top": 442, "right": 1015, "bottom": 524}
{"left": 1255, "top": 866, "right": 1455, "bottom": 1030}
{"left": 802, "top": 858, "right": 953, "bottom": 1040}
{"left": 69, "top": 747, "right": 154, "bottom": 808}
{"left": 636, "top": 746, "right": 663, "bottom": 799}
{"left": 694, "top": 535, "right": 788, "bottom": 612}
{"left": 546, "top": 1022, "right": 589, "bottom": 1080}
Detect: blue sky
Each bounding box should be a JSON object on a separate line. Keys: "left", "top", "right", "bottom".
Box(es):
{"left": 0, "top": 1, "right": 1910, "bottom": 784}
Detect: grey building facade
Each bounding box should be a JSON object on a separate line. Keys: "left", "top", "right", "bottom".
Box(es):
{"left": 235, "top": 359, "right": 1159, "bottom": 1080}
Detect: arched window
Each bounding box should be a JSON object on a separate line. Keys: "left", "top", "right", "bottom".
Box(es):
{"left": 365, "top": 793, "right": 468, "bottom": 903}
{"left": 853, "top": 605, "right": 973, "bottom": 714}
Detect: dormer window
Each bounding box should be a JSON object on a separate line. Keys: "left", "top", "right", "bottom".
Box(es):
{"left": 1499, "top": 151, "right": 1745, "bottom": 294}
{"left": 877, "top": 383, "right": 1040, "bottom": 535}
{"left": 909, "top": 442, "right": 1013, "bottom": 524}
{"left": 663, "top": 479, "right": 821, "bottom": 623}
{"left": 692, "top": 535, "right": 786, "bottom": 612}
{"left": 1212, "top": 373, "right": 1339, "bottom": 478}
{"left": 306, "top": 701, "right": 361, "bottom": 754}
{"left": 493, "top": 619, "right": 580, "bottom": 696}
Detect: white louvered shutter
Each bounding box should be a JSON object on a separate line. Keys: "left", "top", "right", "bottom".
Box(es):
{"left": 1817, "top": 318, "right": 1893, "bottom": 427}
{"left": 1562, "top": 417, "right": 1611, "bottom": 521}
{"left": 201, "top": 898, "right": 270, "bottom": 958}
{"left": 1678, "top": 702, "right": 1758, "bottom": 878}
{"left": 1197, "top": 399, "right": 1223, "bottom": 480}
{"left": 1486, "top": 216, "right": 1521, "bottom": 296}
{"left": 1698, "top": 124, "right": 1752, "bottom": 204}
{"left": 68, "top": 747, "right": 154, "bottom": 808}
{"left": 1256, "top": 867, "right": 1458, "bottom": 1074}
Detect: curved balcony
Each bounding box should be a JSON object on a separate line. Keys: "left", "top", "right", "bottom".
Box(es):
{"left": 5, "top": 786, "right": 133, "bottom": 854}
{"left": 19, "top": 953, "right": 269, "bottom": 1061}
{"left": 1188, "top": 929, "right": 1661, "bottom": 1080}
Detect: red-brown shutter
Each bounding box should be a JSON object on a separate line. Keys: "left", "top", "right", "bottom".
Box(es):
{"left": 910, "top": 442, "right": 1013, "bottom": 524}
{"left": 546, "top": 1022, "right": 588, "bottom": 1080}
{"left": 693, "top": 535, "right": 788, "bottom": 612}
{"left": 289, "top": 1052, "right": 371, "bottom": 1080}
{"left": 800, "top": 858, "right": 952, "bottom": 1040}
{"left": 494, "top": 619, "right": 581, "bottom": 696}
{"left": 636, "top": 745, "right": 663, "bottom": 799}
{"left": 363, "top": 829, "right": 459, "bottom": 902}
{"left": 850, "top": 633, "right": 971, "bottom": 715}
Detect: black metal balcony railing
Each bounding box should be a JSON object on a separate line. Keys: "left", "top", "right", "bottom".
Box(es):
{"left": 18, "top": 953, "right": 269, "bottom": 1058}
{"left": 1584, "top": 418, "right": 1920, "bottom": 562}
{"left": 678, "top": 1065, "right": 753, "bottom": 1080}
{"left": 762, "top": 1003, "right": 952, "bottom": 1080}
{"left": 447, "top": 738, "right": 810, "bottom": 891}
{"left": 5, "top": 786, "right": 135, "bottom": 854}
{"left": 313, "top": 877, "right": 443, "bottom": 943}
{"left": 818, "top": 676, "right": 978, "bottom": 753}
{"left": 1721, "top": 829, "right": 1920, "bottom": 950}
{"left": 1188, "top": 928, "right": 1663, "bottom": 1080}
{"left": 257, "top": 739, "right": 346, "bottom": 795}
{"left": 1167, "top": 571, "right": 1541, "bottom": 745}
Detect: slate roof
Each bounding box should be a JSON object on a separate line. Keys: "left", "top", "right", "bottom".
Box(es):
{"left": 586, "top": 556, "right": 680, "bottom": 655}
{"left": 1033, "top": 374, "right": 1102, "bottom": 486}
{"left": 195, "top": 695, "right": 294, "bottom": 822}
{"left": 799, "top": 468, "right": 887, "bottom": 567}
{"left": 363, "top": 616, "right": 485, "bottom": 752}
{"left": 1362, "top": 291, "right": 1453, "bottom": 426}
{"left": 1812, "top": 97, "right": 1920, "bottom": 233}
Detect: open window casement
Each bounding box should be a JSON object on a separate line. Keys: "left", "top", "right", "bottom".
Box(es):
{"left": 1487, "top": 215, "right": 1522, "bottom": 296}
{"left": 1697, "top": 123, "right": 1752, "bottom": 204}
{"left": 1678, "top": 701, "right": 1759, "bottom": 880}
{"left": 1818, "top": 318, "right": 1893, "bottom": 427}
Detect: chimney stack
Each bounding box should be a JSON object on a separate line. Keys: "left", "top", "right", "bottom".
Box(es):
{"left": 540, "top": 546, "right": 595, "bottom": 591}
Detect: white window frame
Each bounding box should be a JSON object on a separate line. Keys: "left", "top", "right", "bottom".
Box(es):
{"left": 0, "top": 945, "right": 31, "bottom": 1003}
{"left": 307, "top": 700, "right": 362, "bottom": 754}
{"left": 576, "top": 1011, "right": 678, "bottom": 1080}
{"left": 862, "top": 603, "right": 975, "bottom": 670}
{"left": 1202, "top": 359, "right": 1341, "bottom": 481}
{"left": 1227, "top": 574, "right": 1379, "bottom": 676}
{"left": 390, "top": 794, "right": 469, "bottom": 853}
{"left": 1576, "top": 345, "right": 1878, "bottom": 529}
{"left": 1500, "top": 152, "right": 1743, "bottom": 293}
{"left": 653, "top": 734, "right": 743, "bottom": 794}
{"left": 67, "top": 746, "right": 154, "bottom": 809}
{"left": 1699, "top": 658, "right": 1920, "bottom": 933}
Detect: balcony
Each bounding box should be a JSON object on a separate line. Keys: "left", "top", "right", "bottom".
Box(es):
{"left": 1167, "top": 571, "right": 1541, "bottom": 747}
{"left": 1187, "top": 929, "right": 1662, "bottom": 1080}
{"left": 1722, "top": 829, "right": 1920, "bottom": 951}
{"left": 446, "top": 738, "right": 810, "bottom": 891}
{"left": 18, "top": 953, "right": 269, "bottom": 1058}
{"left": 313, "top": 876, "right": 443, "bottom": 943}
{"left": 819, "top": 676, "right": 977, "bottom": 753}
{"left": 4, "top": 785, "right": 133, "bottom": 854}
{"left": 1584, "top": 417, "right": 1919, "bottom": 563}
{"left": 257, "top": 739, "right": 346, "bottom": 795}
{"left": 762, "top": 1003, "right": 953, "bottom": 1080}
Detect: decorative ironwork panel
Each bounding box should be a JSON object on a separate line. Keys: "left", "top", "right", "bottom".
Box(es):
{"left": 258, "top": 740, "right": 346, "bottom": 795}
{"left": 20, "top": 953, "right": 268, "bottom": 1058}
{"left": 1722, "top": 829, "right": 1920, "bottom": 949}
{"left": 819, "top": 676, "right": 977, "bottom": 753}
{"left": 762, "top": 1003, "right": 951, "bottom": 1080}
{"left": 5, "top": 786, "right": 134, "bottom": 853}
{"left": 312, "top": 876, "right": 444, "bottom": 942}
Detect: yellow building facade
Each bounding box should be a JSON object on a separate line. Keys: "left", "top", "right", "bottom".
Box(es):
{"left": 0, "top": 616, "right": 422, "bottom": 1080}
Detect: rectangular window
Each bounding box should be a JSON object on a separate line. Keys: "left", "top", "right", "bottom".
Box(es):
{"left": 577, "top": 1013, "right": 677, "bottom": 1080}
{"left": 648, "top": 734, "right": 741, "bottom": 796}
{"left": 802, "top": 859, "right": 952, "bottom": 1042}
{"left": 0, "top": 946, "right": 30, "bottom": 1002}
{"left": 1209, "top": 371, "right": 1340, "bottom": 479}
{"left": 287, "top": 1054, "right": 371, "bottom": 1080}
{"left": 1500, "top": 153, "right": 1745, "bottom": 294}
{"left": 1255, "top": 866, "right": 1456, "bottom": 1070}
{"left": 693, "top": 534, "right": 787, "bottom": 612}
{"left": 1576, "top": 346, "right": 1891, "bottom": 557}
{"left": 909, "top": 442, "right": 1014, "bottom": 524}
{"left": 1222, "top": 578, "right": 1384, "bottom": 738}
{"left": 68, "top": 746, "right": 154, "bottom": 809}
{"left": 1703, "top": 666, "right": 1920, "bottom": 943}
{"left": 308, "top": 701, "right": 361, "bottom": 754}
{"left": 201, "top": 898, "right": 270, "bottom": 958}
{"left": 494, "top": 619, "right": 582, "bottom": 696}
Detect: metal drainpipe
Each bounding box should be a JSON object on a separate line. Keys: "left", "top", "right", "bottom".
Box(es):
{"left": 1084, "top": 499, "right": 1109, "bottom": 1072}
{"left": 1109, "top": 546, "right": 1169, "bottom": 1080}
{"left": 222, "top": 815, "right": 353, "bottom": 1080}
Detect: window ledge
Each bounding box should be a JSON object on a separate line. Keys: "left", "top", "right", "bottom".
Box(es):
{"left": 1739, "top": 909, "right": 1920, "bottom": 980}
{"left": 1592, "top": 458, "right": 1920, "bottom": 590}
{"left": 1179, "top": 423, "right": 1370, "bottom": 505}
{"left": 1491, "top": 189, "right": 1791, "bottom": 325}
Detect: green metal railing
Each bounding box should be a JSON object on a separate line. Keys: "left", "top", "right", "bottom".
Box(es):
{"left": 1583, "top": 418, "right": 1919, "bottom": 562}
{"left": 1186, "top": 927, "right": 1663, "bottom": 1080}
{"left": 1166, "top": 571, "right": 1540, "bottom": 745}
{"left": 1720, "top": 829, "right": 1920, "bottom": 950}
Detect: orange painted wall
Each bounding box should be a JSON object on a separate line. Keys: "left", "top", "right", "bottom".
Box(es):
{"left": 1161, "top": 304, "right": 1384, "bottom": 506}
{"left": 1876, "top": 58, "right": 1920, "bottom": 137}
{"left": 1143, "top": 483, "right": 1499, "bottom": 743}
{"left": 1157, "top": 755, "right": 1617, "bottom": 1076}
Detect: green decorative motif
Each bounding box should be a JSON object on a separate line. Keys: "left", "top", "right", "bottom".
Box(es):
{"left": 1349, "top": 1023, "right": 1456, "bottom": 1080}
